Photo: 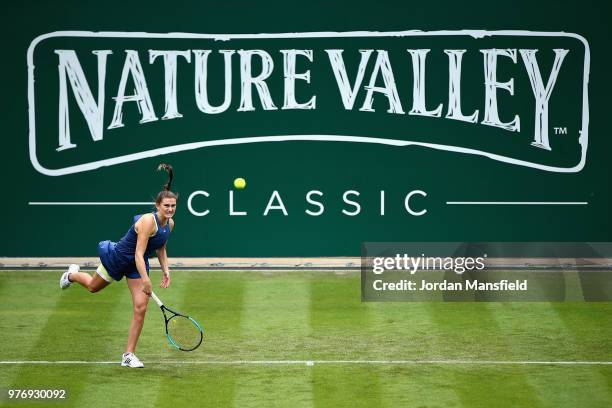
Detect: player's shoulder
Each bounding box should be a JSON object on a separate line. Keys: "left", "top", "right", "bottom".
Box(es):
{"left": 139, "top": 212, "right": 156, "bottom": 224}
{"left": 169, "top": 218, "right": 175, "bottom": 231}
{"left": 133, "top": 212, "right": 155, "bottom": 222}
{"left": 134, "top": 212, "right": 156, "bottom": 233}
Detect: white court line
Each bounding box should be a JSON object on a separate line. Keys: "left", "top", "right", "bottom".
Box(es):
{"left": 1, "top": 360, "right": 610, "bottom": 365}
{"left": 446, "top": 202, "right": 588, "bottom": 205}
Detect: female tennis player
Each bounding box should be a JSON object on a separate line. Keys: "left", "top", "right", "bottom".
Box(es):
{"left": 59, "top": 164, "right": 177, "bottom": 368}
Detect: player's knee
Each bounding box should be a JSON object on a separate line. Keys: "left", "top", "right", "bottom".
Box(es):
{"left": 133, "top": 302, "right": 148, "bottom": 316}
{"left": 87, "top": 284, "right": 102, "bottom": 293}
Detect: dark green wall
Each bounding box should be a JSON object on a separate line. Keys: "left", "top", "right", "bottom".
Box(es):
{"left": 3, "top": 1, "right": 611, "bottom": 256}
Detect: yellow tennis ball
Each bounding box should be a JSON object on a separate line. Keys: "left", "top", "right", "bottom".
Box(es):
{"left": 234, "top": 178, "right": 246, "bottom": 189}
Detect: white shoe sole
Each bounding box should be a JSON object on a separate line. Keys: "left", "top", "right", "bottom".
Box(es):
{"left": 60, "top": 272, "right": 71, "bottom": 289}
{"left": 60, "top": 264, "right": 80, "bottom": 289}
{"left": 121, "top": 355, "right": 144, "bottom": 368}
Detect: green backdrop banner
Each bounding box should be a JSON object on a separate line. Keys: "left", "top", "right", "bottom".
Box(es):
{"left": 4, "top": 1, "right": 611, "bottom": 256}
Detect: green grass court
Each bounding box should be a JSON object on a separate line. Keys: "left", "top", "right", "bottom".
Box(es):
{"left": 0, "top": 270, "right": 610, "bottom": 407}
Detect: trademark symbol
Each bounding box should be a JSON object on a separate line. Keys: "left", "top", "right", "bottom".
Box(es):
{"left": 554, "top": 127, "right": 568, "bottom": 135}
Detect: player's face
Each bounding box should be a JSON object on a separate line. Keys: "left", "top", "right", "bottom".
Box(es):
{"left": 157, "top": 197, "right": 177, "bottom": 219}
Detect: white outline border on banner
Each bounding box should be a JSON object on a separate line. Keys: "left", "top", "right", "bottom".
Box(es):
{"left": 27, "top": 30, "right": 590, "bottom": 176}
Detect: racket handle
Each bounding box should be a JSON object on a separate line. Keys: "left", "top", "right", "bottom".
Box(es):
{"left": 150, "top": 291, "right": 164, "bottom": 307}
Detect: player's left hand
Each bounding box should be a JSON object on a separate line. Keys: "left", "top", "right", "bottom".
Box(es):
{"left": 160, "top": 271, "right": 171, "bottom": 288}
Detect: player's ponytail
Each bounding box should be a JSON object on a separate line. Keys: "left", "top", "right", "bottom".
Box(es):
{"left": 158, "top": 163, "right": 174, "bottom": 191}
{"left": 156, "top": 163, "right": 178, "bottom": 204}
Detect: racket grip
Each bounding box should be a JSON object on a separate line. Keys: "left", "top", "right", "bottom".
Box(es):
{"left": 150, "top": 291, "right": 164, "bottom": 307}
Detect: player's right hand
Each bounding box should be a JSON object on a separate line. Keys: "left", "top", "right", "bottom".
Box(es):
{"left": 142, "top": 278, "right": 153, "bottom": 296}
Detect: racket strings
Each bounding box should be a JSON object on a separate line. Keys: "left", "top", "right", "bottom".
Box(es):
{"left": 167, "top": 315, "right": 202, "bottom": 350}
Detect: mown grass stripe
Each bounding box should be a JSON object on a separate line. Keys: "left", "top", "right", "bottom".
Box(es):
{"left": 366, "top": 302, "right": 464, "bottom": 407}
{"left": 0, "top": 273, "right": 64, "bottom": 393}
{"left": 153, "top": 271, "right": 246, "bottom": 408}
{"left": 73, "top": 276, "right": 168, "bottom": 408}
{"left": 8, "top": 271, "right": 126, "bottom": 404}
{"left": 427, "top": 303, "right": 544, "bottom": 407}
{"left": 0, "top": 273, "right": 63, "bottom": 359}
{"left": 491, "top": 302, "right": 612, "bottom": 407}
{"left": 310, "top": 272, "right": 384, "bottom": 408}
{"left": 232, "top": 272, "right": 313, "bottom": 408}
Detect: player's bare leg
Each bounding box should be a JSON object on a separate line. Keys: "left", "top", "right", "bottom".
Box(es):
{"left": 70, "top": 272, "right": 109, "bottom": 293}
{"left": 125, "top": 277, "right": 149, "bottom": 353}
{"left": 61, "top": 265, "right": 109, "bottom": 293}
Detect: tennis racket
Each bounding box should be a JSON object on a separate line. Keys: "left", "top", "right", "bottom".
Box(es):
{"left": 150, "top": 292, "right": 204, "bottom": 351}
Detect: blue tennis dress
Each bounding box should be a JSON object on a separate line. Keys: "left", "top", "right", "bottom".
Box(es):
{"left": 98, "top": 213, "right": 171, "bottom": 281}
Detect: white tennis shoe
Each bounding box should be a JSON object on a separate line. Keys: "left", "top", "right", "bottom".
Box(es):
{"left": 60, "top": 264, "right": 79, "bottom": 289}
{"left": 121, "top": 352, "right": 144, "bottom": 368}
